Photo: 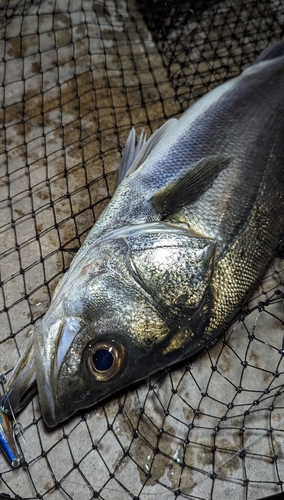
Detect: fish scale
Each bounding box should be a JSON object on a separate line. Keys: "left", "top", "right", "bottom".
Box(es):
{"left": 208, "top": 137, "right": 284, "bottom": 336}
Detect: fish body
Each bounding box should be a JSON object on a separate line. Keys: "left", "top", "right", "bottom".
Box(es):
{"left": 3, "top": 42, "right": 284, "bottom": 427}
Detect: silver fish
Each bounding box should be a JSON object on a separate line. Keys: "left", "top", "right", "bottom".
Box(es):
{"left": 3, "top": 41, "right": 284, "bottom": 427}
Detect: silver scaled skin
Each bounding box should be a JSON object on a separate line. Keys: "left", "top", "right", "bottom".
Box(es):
{"left": 3, "top": 42, "right": 284, "bottom": 427}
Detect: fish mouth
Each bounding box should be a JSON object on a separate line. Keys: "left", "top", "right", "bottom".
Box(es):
{"left": 0, "top": 331, "right": 58, "bottom": 426}
{"left": 34, "top": 313, "right": 95, "bottom": 427}
{"left": 1, "top": 339, "right": 37, "bottom": 416}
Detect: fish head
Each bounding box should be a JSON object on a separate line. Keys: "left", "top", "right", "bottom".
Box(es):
{"left": 35, "top": 274, "right": 171, "bottom": 427}
{"left": 33, "top": 223, "right": 216, "bottom": 426}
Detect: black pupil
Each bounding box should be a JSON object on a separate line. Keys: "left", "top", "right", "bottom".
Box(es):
{"left": 93, "top": 349, "right": 113, "bottom": 371}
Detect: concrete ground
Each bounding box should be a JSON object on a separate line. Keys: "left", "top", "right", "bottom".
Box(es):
{"left": 0, "top": 0, "right": 284, "bottom": 499}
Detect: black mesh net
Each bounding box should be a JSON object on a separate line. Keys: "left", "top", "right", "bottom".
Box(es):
{"left": 0, "top": 0, "right": 284, "bottom": 499}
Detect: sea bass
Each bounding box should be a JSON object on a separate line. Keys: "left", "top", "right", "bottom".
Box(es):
{"left": 3, "top": 42, "right": 284, "bottom": 427}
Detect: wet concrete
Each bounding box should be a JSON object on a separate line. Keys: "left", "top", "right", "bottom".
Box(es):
{"left": 1, "top": 0, "right": 284, "bottom": 499}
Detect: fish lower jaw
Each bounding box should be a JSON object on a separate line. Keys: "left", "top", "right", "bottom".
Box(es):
{"left": 37, "top": 382, "right": 58, "bottom": 427}
{"left": 40, "top": 402, "right": 81, "bottom": 427}
{"left": 37, "top": 384, "right": 85, "bottom": 427}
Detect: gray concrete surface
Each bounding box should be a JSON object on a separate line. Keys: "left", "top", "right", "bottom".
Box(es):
{"left": 0, "top": 1, "right": 284, "bottom": 499}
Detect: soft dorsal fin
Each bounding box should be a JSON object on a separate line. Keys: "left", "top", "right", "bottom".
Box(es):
{"left": 149, "top": 155, "right": 230, "bottom": 217}
{"left": 254, "top": 40, "right": 284, "bottom": 65}
{"left": 118, "top": 119, "right": 178, "bottom": 184}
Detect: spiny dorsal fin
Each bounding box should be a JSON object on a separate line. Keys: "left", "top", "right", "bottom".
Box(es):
{"left": 118, "top": 128, "right": 147, "bottom": 184}
{"left": 125, "top": 119, "right": 178, "bottom": 178}
{"left": 149, "top": 155, "right": 231, "bottom": 217}
{"left": 118, "top": 119, "right": 178, "bottom": 184}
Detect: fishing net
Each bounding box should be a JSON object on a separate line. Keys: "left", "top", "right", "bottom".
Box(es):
{"left": 0, "top": 0, "right": 284, "bottom": 498}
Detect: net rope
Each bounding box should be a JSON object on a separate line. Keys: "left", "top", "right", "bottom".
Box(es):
{"left": 0, "top": 0, "right": 284, "bottom": 498}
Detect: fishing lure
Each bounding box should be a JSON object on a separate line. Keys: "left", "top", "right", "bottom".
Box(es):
{"left": 0, "top": 409, "right": 22, "bottom": 468}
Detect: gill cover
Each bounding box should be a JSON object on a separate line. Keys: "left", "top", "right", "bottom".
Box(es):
{"left": 125, "top": 224, "right": 216, "bottom": 317}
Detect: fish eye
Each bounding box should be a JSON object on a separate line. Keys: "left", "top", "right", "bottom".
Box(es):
{"left": 86, "top": 340, "right": 126, "bottom": 381}
{"left": 93, "top": 348, "right": 114, "bottom": 371}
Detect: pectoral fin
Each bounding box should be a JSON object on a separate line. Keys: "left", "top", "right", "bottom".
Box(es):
{"left": 149, "top": 155, "right": 230, "bottom": 217}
